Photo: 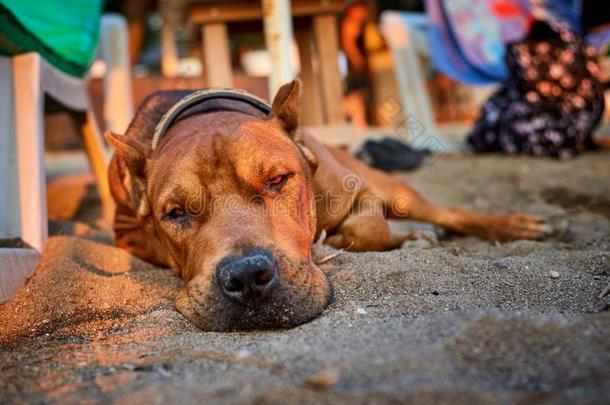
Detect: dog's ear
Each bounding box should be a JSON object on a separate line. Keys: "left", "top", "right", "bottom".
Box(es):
{"left": 270, "top": 79, "right": 302, "bottom": 136}
{"left": 270, "top": 79, "right": 318, "bottom": 172}
{"left": 105, "top": 131, "right": 151, "bottom": 218}
{"left": 105, "top": 132, "right": 150, "bottom": 174}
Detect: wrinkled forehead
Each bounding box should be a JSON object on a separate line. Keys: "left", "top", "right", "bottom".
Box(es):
{"left": 235, "top": 119, "right": 302, "bottom": 168}
{"left": 147, "top": 114, "right": 303, "bottom": 196}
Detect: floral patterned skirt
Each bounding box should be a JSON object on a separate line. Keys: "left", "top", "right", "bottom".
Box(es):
{"left": 467, "top": 21, "right": 605, "bottom": 159}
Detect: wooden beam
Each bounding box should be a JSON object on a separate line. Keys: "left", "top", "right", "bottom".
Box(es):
{"left": 295, "top": 25, "right": 323, "bottom": 125}
{"left": 313, "top": 14, "right": 344, "bottom": 124}
{"left": 190, "top": 0, "right": 344, "bottom": 25}
{"left": 262, "top": 0, "right": 296, "bottom": 96}
{"left": 202, "top": 23, "right": 234, "bottom": 87}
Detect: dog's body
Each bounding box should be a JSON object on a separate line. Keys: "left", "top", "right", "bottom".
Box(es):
{"left": 106, "top": 81, "right": 548, "bottom": 331}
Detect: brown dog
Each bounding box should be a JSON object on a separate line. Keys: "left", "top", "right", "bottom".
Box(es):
{"left": 106, "top": 80, "right": 549, "bottom": 331}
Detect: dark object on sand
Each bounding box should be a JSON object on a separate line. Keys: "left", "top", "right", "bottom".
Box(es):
{"left": 356, "top": 137, "right": 427, "bottom": 171}
{"left": 468, "top": 20, "right": 605, "bottom": 159}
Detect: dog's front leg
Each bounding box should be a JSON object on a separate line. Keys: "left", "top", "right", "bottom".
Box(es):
{"left": 325, "top": 189, "right": 408, "bottom": 252}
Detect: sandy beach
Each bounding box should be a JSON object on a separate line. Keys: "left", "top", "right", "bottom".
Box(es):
{"left": 1, "top": 151, "right": 609, "bottom": 404}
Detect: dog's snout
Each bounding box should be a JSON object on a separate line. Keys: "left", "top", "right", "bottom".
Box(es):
{"left": 215, "top": 248, "right": 279, "bottom": 304}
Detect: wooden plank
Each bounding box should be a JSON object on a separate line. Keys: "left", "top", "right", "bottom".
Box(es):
{"left": 313, "top": 14, "right": 343, "bottom": 124}
{"left": 190, "top": 0, "right": 344, "bottom": 24}
{"left": 202, "top": 23, "right": 234, "bottom": 87}
{"left": 262, "top": 0, "right": 296, "bottom": 96}
{"left": 295, "top": 25, "right": 323, "bottom": 125}
{"left": 13, "top": 53, "right": 48, "bottom": 252}
{"left": 0, "top": 248, "right": 40, "bottom": 303}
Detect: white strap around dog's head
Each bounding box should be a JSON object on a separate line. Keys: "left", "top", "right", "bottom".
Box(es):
{"left": 151, "top": 88, "right": 272, "bottom": 150}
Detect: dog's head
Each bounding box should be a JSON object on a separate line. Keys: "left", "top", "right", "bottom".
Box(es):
{"left": 106, "top": 80, "right": 332, "bottom": 331}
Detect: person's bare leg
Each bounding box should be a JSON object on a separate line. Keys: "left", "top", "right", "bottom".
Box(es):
{"left": 343, "top": 90, "right": 368, "bottom": 129}
{"left": 123, "top": 0, "right": 153, "bottom": 65}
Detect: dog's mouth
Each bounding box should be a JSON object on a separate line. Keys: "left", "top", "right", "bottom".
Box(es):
{"left": 175, "top": 259, "right": 332, "bottom": 331}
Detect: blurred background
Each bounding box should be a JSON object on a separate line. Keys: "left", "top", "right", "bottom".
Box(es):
{"left": 1, "top": 0, "right": 609, "bottom": 274}
{"left": 33, "top": 0, "right": 610, "bottom": 152}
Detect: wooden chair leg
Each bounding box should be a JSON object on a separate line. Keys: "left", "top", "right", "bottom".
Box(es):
{"left": 201, "top": 23, "right": 233, "bottom": 87}
{"left": 160, "top": 0, "right": 180, "bottom": 78}
{"left": 74, "top": 111, "right": 115, "bottom": 225}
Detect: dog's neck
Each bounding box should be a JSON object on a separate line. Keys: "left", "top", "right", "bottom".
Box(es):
{"left": 151, "top": 89, "right": 272, "bottom": 150}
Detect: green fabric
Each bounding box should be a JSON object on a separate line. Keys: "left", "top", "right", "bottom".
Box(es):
{"left": 0, "top": 0, "right": 103, "bottom": 77}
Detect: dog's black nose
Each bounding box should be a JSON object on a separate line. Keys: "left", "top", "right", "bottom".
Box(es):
{"left": 215, "top": 248, "right": 279, "bottom": 304}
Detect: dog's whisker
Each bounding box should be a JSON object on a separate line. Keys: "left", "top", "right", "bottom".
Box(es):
{"left": 315, "top": 229, "right": 328, "bottom": 247}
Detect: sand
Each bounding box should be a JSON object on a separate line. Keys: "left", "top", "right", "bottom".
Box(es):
{"left": 1, "top": 152, "right": 609, "bottom": 404}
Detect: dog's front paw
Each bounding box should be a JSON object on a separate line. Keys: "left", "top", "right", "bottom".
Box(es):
{"left": 400, "top": 229, "right": 439, "bottom": 249}
{"left": 487, "top": 212, "right": 553, "bottom": 242}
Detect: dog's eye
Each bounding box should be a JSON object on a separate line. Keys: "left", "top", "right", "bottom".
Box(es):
{"left": 164, "top": 207, "right": 187, "bottom": 220}
{"left": 266, "top": 173, "right": 292, "bottom": 192}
